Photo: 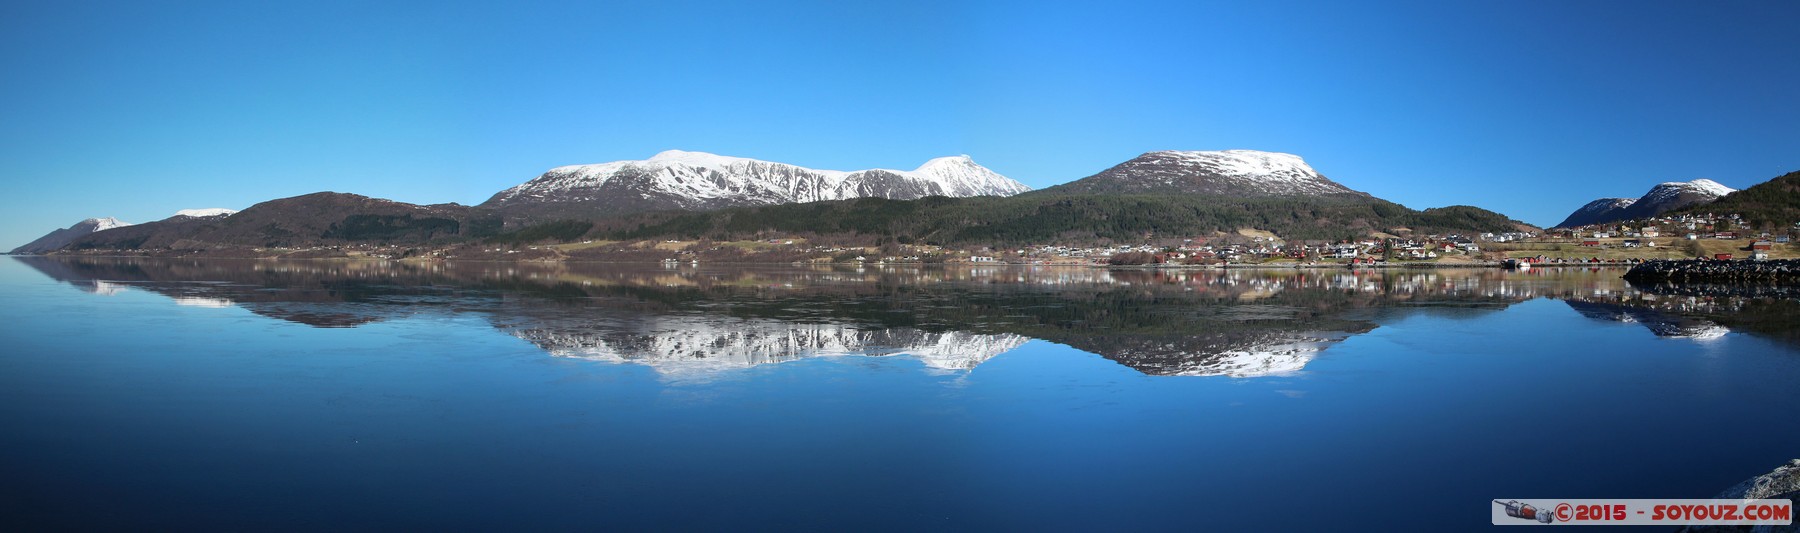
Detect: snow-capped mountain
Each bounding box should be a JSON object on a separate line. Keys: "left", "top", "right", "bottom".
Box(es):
{"left": 9, "top": 217, "right": 132, "bottom": 254}
{"left": 1037, "top": 149, "right": 1368, "bottom": 197}
{"left": 1554, "top": 178, "right": 1737, "bottom": 228}
{"left": 482, "top": 150, "right": 1030, "bottom": 216}
{"left": 1638, "top": 179, "right": 1735, "bottom": 208}
{"left": 173, "top": 208, "right": 237, "bottom": 218}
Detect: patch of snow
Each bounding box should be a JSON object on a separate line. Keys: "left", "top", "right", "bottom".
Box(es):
{"left": 172, "top": 296, "right": 235, "bottom": 308}
{"left": 1680, "top": 178, "right": 1736, "bottom": 198}
{"left": 174, "top": 208, "right": 237, "bottom": 218}
{"left": 86, "top": 217, "right": 132, "bottom": 231}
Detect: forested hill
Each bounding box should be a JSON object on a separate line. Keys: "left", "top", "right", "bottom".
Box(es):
{"left": 593, "top": 193, "right": 1527, "bottom": 245}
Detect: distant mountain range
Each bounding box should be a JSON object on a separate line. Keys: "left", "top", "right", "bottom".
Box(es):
{"left": 13, "top": 149, "right": 1557, "bottom": 253}
{"left": 1554, "top": 179, "right": 1737, "bottom": 228}
{"left": 482, "top": 150, "right": 1029, "bottom": 223}
{"left": 601, "top": 149, "right": 1530, "bottom": 244}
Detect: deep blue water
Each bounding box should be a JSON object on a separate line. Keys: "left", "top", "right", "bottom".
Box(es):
{"left": 1, "top": 257, "right": 1797, "bottom": 530}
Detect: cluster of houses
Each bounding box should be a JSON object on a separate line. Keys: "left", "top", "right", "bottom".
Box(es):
{"left": 1557, "top": 213, "right": 1797, "bottom": 243}
{"left": 1555, "top": 212, "right": 1797, "bottom": 260}
{"left": 1008, "top": 234, "right": 1503, "bottom": 265}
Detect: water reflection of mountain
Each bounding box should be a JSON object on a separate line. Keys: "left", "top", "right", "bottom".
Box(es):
{"left": 1562, "top": 282, "right": 1800, "bottom": 345}
{"left": 506, "top": 311, "right": 1028, "bottom": 378}
{"left": 1563, "top": 300, "right": 1729, "bottom": 340}
{"left": 19, "top": 256, "right": 1789, "bottom": 377}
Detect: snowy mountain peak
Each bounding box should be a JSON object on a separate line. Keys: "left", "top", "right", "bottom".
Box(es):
{"left": 905, "top": 155, "right": 1031, "bottom": 197}
{"left": 84, "top": 217, "right": 131, "bottom": 231}
{"left": 1643, "top": 179, "right": 1737, "bottom": 205}
{"left": 1656, "top": 178, "right": 1736, "bottom": 198}
{"left": 1048, "top": 149, "right": 1364, "bottom": 197}
{"left": 485, "top": 150, "right": 1031, "bottom": 214}
{"left": 1155, "top": 149, "right": 1314, "bottom": 175}
{"left": 174, "top": 208, "right": 238, "bottom": 218}
{"left": 644, "top": 149, "right": 757, "bottom": 168}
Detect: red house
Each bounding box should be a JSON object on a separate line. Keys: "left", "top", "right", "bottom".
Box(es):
{"left": 1715, "top": 253, "right": 1734, "bottom": 260}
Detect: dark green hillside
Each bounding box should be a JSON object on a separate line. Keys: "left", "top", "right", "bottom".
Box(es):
{"left": 598, "top": 193, "right": 1525, "bottom": 245}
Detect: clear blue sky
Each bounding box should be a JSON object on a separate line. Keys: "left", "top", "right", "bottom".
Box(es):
{"left": 4, "top": 0, "right": 1797, "bottom": 248}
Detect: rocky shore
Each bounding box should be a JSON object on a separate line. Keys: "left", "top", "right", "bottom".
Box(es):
{"left": 1681, "top": 458, "right": 1799, "bottom": 532}
{"left": 1623, "top": 259, "right": 1800, "bottom": 284}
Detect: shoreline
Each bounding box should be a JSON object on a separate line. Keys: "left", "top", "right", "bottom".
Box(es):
{"left": 10, "top": 253, "right": 1642, "bottom": 270}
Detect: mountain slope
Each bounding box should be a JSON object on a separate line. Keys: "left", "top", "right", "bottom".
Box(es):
{"left": 483, "top": 150, "right": 1030, "bottom": 223}
{"left": 598, "top": 193, "right": 1525, "bottom": 245}
{"left": 1554, "top": 179, "right": 1736, "bottom": 228}
{"left": 1668, "top": 170, "right": 1800, "bottom": 227}
{"left": 1032, "top": 150, "right": 1368, "bottom": 197}
{"left": 1555, "top": 198, "right": 1637, "bottom": 228}
{"left": 10, "top": 217, "right": 132, "bottom": 254}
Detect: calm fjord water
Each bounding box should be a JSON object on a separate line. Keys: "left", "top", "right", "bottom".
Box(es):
{"left": 2, "top": 257, "right": 1797, "bottom": 530}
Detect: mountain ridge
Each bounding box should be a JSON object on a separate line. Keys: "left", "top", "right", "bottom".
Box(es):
{"left": 1554, "top": 179, "right": 1736, "bottom": 227}
{"left": 23, "top": 149, "right": 1538, "bottom": 253}
{"left": 482, "top": 150, "right": 1030, "bottom": 224}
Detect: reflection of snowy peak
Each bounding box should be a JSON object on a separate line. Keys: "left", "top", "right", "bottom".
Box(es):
{"left": 509, "top": 316, "right": 1027, "bottom": 378}
{"left": 1068, "top": 330, "right": 1358, "bottom": 377}
{"left": 1564, "top": 300, "right": 1730, "bottom": 340}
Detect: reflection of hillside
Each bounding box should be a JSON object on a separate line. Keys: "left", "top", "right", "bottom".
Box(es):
{"left": 1563, "top": 284, "right": 1800, "bottom": 346}
{"left": 1053, "top": 330, "right": 1367, "bottom": 377}
{"left": 19, "top": 256, "right": 1790, "bottom": 376}
{"left": 1563, "top": 300, "right": 1729, "bottom": 340}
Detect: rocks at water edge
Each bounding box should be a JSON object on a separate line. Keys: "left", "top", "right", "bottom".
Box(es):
{"left": 1680, "top": 459, "right": 1800, "bottom": 533}
{"left": 1623, "top": 259, "right": 1800, "bottom": 284}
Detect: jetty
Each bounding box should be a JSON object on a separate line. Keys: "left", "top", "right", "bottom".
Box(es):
{"left": 1622, "top": 259, "right": 1800, "bottom": 284}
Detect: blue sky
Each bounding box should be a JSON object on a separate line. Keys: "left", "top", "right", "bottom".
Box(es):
{"left": 3, "top": 0, "right": 1797, "bottom": 248}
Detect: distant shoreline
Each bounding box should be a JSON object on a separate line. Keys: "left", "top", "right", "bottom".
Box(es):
{"left": 11, "top": 253, "right": 1645, "bottom": 271}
